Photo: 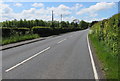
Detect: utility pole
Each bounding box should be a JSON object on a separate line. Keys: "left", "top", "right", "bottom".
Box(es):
{"left": 51, "top": 10, "right": 54, "bottom": 28}
{"left": 60, "top": 14, "right": 62, "bottom": 28}
{"left": 52, "top": 10, "right": 54, "bottom": 22}
{"left": 61, "top": 14, "right": 62, "bottom": 22}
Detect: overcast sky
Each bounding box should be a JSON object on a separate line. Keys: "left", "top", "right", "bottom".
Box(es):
{"left": 0, "top": 2, "right": 118, "bottom": 22}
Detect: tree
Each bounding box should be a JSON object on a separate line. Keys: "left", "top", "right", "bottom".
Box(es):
{"left": 79, "top": 20, "right": 89, "bottom": 29}
{"left": 89, "top": 21, "right": 98, "bottom": 27}
{"left": 61, "top": 21, "right": 67, "bottom": 28}
{"left": 70, "top": 22, "right": 75, "bottom": 28}
{"left": 35, "top": 19, "right": 39, "bottom": 26}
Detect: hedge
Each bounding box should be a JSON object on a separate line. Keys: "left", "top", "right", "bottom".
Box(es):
{"left": 1, "top": 27, "right": 29, "bottom": 38}
{"left": 90, "top": 13, "right": 120, "bottom": 55}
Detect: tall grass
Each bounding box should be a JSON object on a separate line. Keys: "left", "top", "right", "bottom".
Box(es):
{"left": 89, "top": 34, "right": 118, "bottom": 79}
{"left": 1, "top": 34, "right": 39, "bottom": 45}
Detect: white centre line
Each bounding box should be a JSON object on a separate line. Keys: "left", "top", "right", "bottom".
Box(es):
{"left": 87, "top": 34, "right": 99, "bottom": 81}
{"left": 57, "top": 39, "right": 66, "bottom": 44}
{"left": 5, "top": 47, "right": 50, "bottom": 72}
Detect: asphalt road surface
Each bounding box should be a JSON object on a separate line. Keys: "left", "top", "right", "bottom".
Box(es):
{"left": 2, "top": 29, "right": 96, "bottom": 79}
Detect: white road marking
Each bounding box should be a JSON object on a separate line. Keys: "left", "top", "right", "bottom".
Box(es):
{"left": 57, "top": 39, "right": 66, "bottom": 44}
{"left": 5, "top": 47, "right": 50, "bottom": 72}
{"left": 87, "top": 34, "right": 99, "bottom": 81}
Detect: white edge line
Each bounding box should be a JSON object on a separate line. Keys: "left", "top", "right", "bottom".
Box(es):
{"left": 57, "top": 39, "right": 66, "bottom": 44}
{"left": 87, "top": 34, "right": 99, "bottom": 81}
{"left": 5, "top": 47, "right": 50, "bottom": 72}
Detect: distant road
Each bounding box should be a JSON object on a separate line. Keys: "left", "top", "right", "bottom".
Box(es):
{"left": 2, "top": 29, "right": 96, "bottom": 79}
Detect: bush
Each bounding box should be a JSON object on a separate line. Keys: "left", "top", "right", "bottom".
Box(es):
{"left": 33, "top": 27, "right": 52, "bottom": 36}
{"left": 33, "top": 26, "right": 81, "bottom": 37}
{"left": 90, "top": 13, "right": 119, "bottom": 56}
{"left": 1, "top": 27, "right": 29, "bottom": 38}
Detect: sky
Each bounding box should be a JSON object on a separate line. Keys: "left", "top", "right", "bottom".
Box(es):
{"left": 0, "top": 2, "right": 118, "bottom": 22}
{"left": 2, "top": 0, "right": 120, "bottom": 2}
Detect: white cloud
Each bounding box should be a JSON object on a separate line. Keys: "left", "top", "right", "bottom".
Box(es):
{"left": 77, "top": 2, "right": 115, "bottom": 15}
{"left": 0, "top": 3, "right": 13, "bottom": 14}
{"left": 0, "top": 3, "right": 18, "bottom": 21}
{"left": 1, "top": 3, "right": 81, "bottom": 22}
{"left": 84, "top": 17, "right": 106, "bottom": 22}
{"left": 47, "top": 4, "right": 71, "bottom": 16}
{"left": 32, "top": 3, "right": 44, "bottom": 7}
{"left": 64, "top": 16, "right": 76, "bottom": 22}
{"left": 0, "top": 3, "right": 81, "bottom": 22}
{"left": 58, "top": 4, "right": 70, "bottom": 10}
{"left": 14, "top": 3, "right": 23, "bottom": 7}
{"left": 89, "top": 13, "right": 98, "bottom": 17}
{"left": 76, "top": 3, "right": 83, "bottom": 8}
{"left": 18, "top": 4, "right": 72, "bottom": 21}
{"left": 1, "top": 3, "right": 108, "bottom": 22}
{"left": 22, "top": 8, "right": 36, "bottom": 14}
{"left": 18, "top": 8, "right": 51, "bottom": 20}
{"left": 72, "top": 3, "right": 83, "bottom": 10}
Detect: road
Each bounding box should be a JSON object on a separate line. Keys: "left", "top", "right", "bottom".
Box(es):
{"left": 2, "top": 29, "right": 96, "bottom": 79}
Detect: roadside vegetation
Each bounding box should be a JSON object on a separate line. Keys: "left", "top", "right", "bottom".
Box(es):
{"left": 1, "top": 34, "right": 39, "bottom": 45}
{"left": 89, "top": 13, "right": 119, "bottom": 79}
{"left": 0, "top": 19, "right": 89, "bottom": 45}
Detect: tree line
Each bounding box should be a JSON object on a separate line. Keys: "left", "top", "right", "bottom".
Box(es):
{"left": 1, "top": 19, "right": 89, "bottom": 29}
{"left": 0, "top": 19, "right": 90, "bottom": 43}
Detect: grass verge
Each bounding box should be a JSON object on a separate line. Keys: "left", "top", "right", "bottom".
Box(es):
{"left": 89, "top": 34, "right": 118, "bottom": 79}
{"left": 1, "top": 34, "right": 39, "bottom": 45}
